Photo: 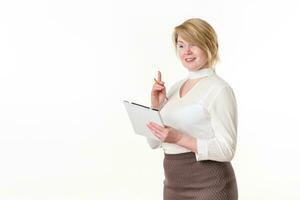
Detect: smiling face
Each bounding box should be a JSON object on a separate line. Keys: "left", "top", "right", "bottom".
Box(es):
{"left": 176, "top": 35, "right": 209, "bottom": 71}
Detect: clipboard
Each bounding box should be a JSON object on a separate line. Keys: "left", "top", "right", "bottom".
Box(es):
{"left": 123, "top": 100, "right": 164, "bottom": 141}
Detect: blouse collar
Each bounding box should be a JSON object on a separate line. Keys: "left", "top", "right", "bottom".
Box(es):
{"left": 187, "top": 67, "right": 215, "bottom": 80}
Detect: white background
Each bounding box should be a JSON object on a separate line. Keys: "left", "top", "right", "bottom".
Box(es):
{"left": 1, "top": 0, "right": 300, "bottom": 199}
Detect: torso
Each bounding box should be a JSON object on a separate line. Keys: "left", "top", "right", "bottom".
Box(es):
{"left": 161, "top": 75, "right": 217, "bottom": 154}
{"left": 160, "top": 71, "right": 236, "bottom": 156}
{"left": 179, "top": 77, "right": 206, "bottom": 98}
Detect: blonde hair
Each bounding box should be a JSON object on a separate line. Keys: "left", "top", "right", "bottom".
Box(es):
{"left": 173, "top": 18, "right": 219, "bottom": 68}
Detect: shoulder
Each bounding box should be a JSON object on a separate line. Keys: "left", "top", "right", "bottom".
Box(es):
{"left": 206, "top": 74, "right": 236, "bottom": 99}
{"left": 206, "top": 74, "right": 236, "bottom": 107}
{"left": 209, "top": 74, "right": 232, "bottom": 90}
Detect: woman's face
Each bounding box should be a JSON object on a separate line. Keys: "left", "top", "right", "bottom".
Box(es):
{"left": 176, "top": 35, "right": 208, "bottom": 71}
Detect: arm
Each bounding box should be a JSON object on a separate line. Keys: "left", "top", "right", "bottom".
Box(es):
{"left": 175, "top": 133, "right": 198, "bottom": 153}
{"left": 146, "top": 122, "right": 198, "bottom": 152}
{"left": 194, "top": 86, "right": 238, "bottom": 162}
{"left": 146, "top": 81, "right": 178, "bottom": 149}
{"left": 147, "top": 86, "right": 238, "bottom": 162}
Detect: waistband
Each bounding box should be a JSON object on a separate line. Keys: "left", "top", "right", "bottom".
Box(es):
{"left": 164, "top": 152, "right": 195, "bottom": 160}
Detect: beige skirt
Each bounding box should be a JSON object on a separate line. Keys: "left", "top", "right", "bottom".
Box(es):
{"left": 163, "top": 152, "right": 238, "bottom": 200}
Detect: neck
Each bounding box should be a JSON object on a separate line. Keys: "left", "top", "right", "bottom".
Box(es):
{"left": 187, "top": 67, "right": 215, "bottom": 80}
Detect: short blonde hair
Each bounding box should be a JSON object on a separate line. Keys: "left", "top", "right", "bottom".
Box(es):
{"left": 173, "top": 18, "right": 219, "bottom": 68}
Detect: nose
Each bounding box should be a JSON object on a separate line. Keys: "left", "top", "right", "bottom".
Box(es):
{"left": 184, "top": 47, "right": 192, "bottom": 54}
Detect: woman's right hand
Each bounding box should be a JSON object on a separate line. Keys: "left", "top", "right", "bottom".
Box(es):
{"left": 151, "top": 71, "right": 166, "bottom": 109}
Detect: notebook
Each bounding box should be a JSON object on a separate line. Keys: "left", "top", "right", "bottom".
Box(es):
{"left": 123, "top": 100, "right": 164, "bottom": 141}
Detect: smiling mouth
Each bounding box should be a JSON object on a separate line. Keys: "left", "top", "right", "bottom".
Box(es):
{"left": 185, "top": 58, "right": 196, "bottom": 62}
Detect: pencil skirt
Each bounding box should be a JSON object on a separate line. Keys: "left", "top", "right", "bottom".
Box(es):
{"left": 163, "top": 152, "right": 238, "bottom": 200}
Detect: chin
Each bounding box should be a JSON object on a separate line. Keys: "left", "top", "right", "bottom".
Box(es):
{"left": 184, "top": 64, "right": 199, "bottom": 71}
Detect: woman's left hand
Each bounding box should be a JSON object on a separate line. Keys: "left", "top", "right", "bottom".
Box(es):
{"left": 146, "top": 122, "right": 183, "bottom": 143}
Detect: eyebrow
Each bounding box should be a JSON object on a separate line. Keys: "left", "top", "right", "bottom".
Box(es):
{"left": 177, "top": 40, "right": 184, "bottom": 44}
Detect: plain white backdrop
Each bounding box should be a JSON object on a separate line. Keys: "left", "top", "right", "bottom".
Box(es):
{"left": 1, "top": 0, "right": 300, "bottom": 199}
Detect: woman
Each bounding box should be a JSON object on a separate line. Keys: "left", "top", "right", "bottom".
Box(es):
{"left": 146, "top": 18, "right": 238, "bottom": 200}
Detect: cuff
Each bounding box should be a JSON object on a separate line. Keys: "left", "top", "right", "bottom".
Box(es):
{"left": 195, "top": 138, "right": 209, "bottom": 161}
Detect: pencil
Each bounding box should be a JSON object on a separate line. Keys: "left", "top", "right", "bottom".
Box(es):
{"left": 154, "top": 78, "right": 160, "bottom": 85}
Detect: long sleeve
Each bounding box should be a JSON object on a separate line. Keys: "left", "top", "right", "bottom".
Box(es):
{"left": 195, "top": 86, "right": 238, "bottom": 162}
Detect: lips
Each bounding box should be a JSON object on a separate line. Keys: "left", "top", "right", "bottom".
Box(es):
{"left": 185, "top": 58, "right": 195, "bottom": 62}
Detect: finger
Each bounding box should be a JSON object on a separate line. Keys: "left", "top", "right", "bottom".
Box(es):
{"left": 157, "top": 71, "right": 161, "bottom": 82}
{"left": 152, "top": 131, "right": 163, "bottom": 140}
{"left": 149, "top": 122, "right": 164, "bottom": 132}
{"left": 153, "top": 85, "right": 164, "bottom": 90}
{"left": 153, "top": 132, "right": 163, "bottom": 140}
{"left": 146, "top": 124, "right": 154, "bottom": 132}
{"left": 153, "top": 86, "right": 165, "bottom": 92}
{"left": 154, "top": 82, "right": 164, "bottom": 87}
{"left": 147, "top": 123, "right": 161, "bottom": 134}
{"left": 147, "top": 124, "right": 162, "bottom": 137}
{"left": 154, "top": 81, "right": 164, "bottom": 87}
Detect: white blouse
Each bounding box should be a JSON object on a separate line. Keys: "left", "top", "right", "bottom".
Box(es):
{"left": 147, "top": 68, "right": 238, "bottom": 162}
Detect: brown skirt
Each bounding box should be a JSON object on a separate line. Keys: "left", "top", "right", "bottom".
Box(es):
{"left": 163, "top": 152, "right": 238, "bottom": 200}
